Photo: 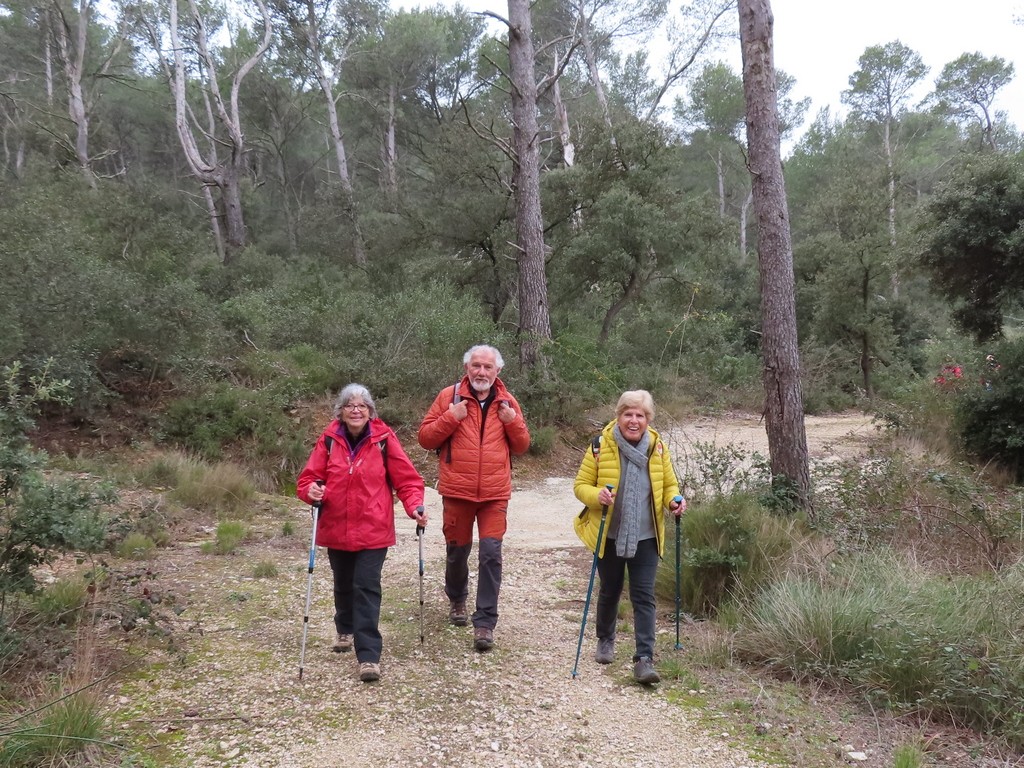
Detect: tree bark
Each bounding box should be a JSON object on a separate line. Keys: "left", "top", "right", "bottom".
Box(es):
{"left": 506, "top": 0, "right": 552, "bottom": 372}
{"left": 738, "top": 0, "right": 811, "bottom": 513}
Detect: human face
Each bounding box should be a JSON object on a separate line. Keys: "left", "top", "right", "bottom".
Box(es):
{"left": 465, "top": 349, "right": 500, "bottom": 397}
{"left": 617, "top": 406, "right": 649, "bottom": 444}
{"left": 340, "top": 398, "right": 370, "bottom": 433}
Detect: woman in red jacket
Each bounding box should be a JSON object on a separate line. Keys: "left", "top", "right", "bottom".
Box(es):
{"left": 297, "top": 384, "right": 427, "bottom": 682}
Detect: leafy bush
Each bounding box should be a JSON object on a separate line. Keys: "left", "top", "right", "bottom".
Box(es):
{"left": 657, "top": 493, "right": 804, "bottom": 616}
{"left": 956, "top": 338, "right": 1024, "bottom": 479}
{"left": 1, "top": 363, "right": 115, "bottom": 607}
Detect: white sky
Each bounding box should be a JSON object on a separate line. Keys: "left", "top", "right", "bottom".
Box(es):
{"left": 410, "top": 0, "right": 1024, "bottom": 146}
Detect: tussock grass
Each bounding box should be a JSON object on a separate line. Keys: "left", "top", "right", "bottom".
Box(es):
{"left": 0, "top": 632, "right": 114, "bottom": 767}
{"left": 137, "top": 451, "right": 256, "bottom": 516}
{"left": 31, "top": 579, "right": 89, "bottom": 626}
{"left": 733, "top": 550, "right": 1024, "bottom": 748}
{"left": 115, "top": 532, "right": 156, "bottom": 560}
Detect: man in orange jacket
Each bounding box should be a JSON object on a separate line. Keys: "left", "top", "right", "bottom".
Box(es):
{"left": 418, "top": 345, "right": 530, "bottom": 651}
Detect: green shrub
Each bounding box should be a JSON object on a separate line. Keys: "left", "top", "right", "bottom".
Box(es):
{"left": 116, "top": 533, "right": 157, "bottom": 560}
{"left": 656, "top": 493, "right": 803, "bottom": 616}
{"left": 733, "top": 551, "right": 1024, "bottom": 748}
{"left": 211, "top": 521, "right": 247, "bottom": 554}
{"left": 0, "top": 681, "right": 110, "bottom": 767}
{"left": 528, "top": 426, "right": 556, "bottom": 455}
{"left": 32, "top": 579, "right": 90, "bottom": 625}
{"left": 956, "top": 338, "right": 1024, "bottom": 479}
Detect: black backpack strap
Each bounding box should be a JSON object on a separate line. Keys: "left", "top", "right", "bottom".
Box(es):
{"left": 440, "top": 381, "right": 461, "bottom": 464}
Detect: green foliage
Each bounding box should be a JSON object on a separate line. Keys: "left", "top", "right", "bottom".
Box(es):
{"left": 116, "top": 534, "right": 157, "bottom": 561}
{"left": 0, "top": 685, "right": 110, "bottom": 767}
{"left": 1, "top": 363, "right": 114, "bottom": 605}
{"left": 734, "top": 551, "right": 1024, "bottom": 748}
{"left": 527, "top": 426, "right": 555, "bottom": 455}
{"left": 892, "top": 744, "right": 925, "bottom": 768}
{"left": 658, "top": 494, "right": 804, "bottom": 616}
{"left": 210, "top": 521, "right": 247, "bottom": 554}
{"left": 918, "top": 152, "right": 1024, "bottom": 341}
{"left": 31, "top": 579, "right": 90, "bottom": 626}
{"left": 955, "top": 338, "right": 1024, "bottom": 479}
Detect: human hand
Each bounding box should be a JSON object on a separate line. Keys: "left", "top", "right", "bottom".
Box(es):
{"left": 449, "top": 399, "right": 468, "bottom": 421}
{"left": 412, "top": 505, "right": 428, "bottom": 527}
{"left": 670, "top": 494, "right": 686, "bottom": 518}
{"left": 598, "top": 485, "right": 615, "bottom": 507}
{"left": 497, "top": 400, "right": 516, "bottom": 424}
{"left": 308, "top": 480, "right": 325, "bottom": 503}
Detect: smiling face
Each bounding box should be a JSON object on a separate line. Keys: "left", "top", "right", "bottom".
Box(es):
{"left": 465, "top": 348, "right": 500, "bottom": 398}
{"left": 340, "top": 397, "right": 370, "bottom": 433}
{"left": 616, "top": 406, "right": 649, "bottom": 444}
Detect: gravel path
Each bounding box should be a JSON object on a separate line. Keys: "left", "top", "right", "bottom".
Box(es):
{"left": 112, "top": 413, "right": 879, "bottom": 767}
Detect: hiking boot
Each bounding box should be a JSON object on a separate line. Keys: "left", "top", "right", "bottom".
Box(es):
{"left": 358, "top": 662, "right": 380, "bottom": 682}
{"left": 595, "top": 637, "right": 615, "bottom": 665}
{"left": 449, "top": 601, "right": 468, "bottom": 627}
{"left": 633, "top": 656, "right": 660, "bottom": 685}
{"left": 473, "top": 626, "right": 494, "bottom": 652}
{"left": 333, "top": 633, "right": 353, "bottom": 653}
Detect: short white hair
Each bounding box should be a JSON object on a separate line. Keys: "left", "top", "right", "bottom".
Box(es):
{"left": 463, "top": 344, "right": 504, "bottom": 369}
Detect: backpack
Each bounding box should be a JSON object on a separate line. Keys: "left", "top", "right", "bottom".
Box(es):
{"left": 325, "top": 433, "right": 392, "bottom": 490}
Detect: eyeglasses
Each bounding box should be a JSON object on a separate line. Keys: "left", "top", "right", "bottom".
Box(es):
{"left": 343, "top": 403, "right": 368, "bottom": 412}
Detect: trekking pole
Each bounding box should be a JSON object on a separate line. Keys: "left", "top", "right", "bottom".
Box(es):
{"left": 416, "top": 513, "right": 425, "bottom": 645}
{"left": 298, "top": 480, "right": 324, "bottom": 680}
{"left": 572, "top": 485, "right": 614, "bottom": 679}
{"left": 673, "top": 495, "right": 684, "bottom": 651}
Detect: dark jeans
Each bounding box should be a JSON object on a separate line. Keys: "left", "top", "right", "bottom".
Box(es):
{"left": 327, "top": 547, "right": 388, "bottom": 663}
{"left": 594, "top": 537, "right": 659, "bottom": 660}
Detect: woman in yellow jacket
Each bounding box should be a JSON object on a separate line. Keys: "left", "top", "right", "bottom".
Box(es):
{"left": 573, "top": 390, "right": 685, "bottom": 684}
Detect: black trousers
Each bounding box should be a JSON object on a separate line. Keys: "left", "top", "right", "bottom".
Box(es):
{"left": 327, "top": 547, "right": 388, "bottom": 663}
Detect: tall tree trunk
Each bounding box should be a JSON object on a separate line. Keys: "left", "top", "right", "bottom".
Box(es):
{"left": 738, "top": 0, "right": 811, "bottom": 514}
{"left": 883, "top": 118, "right": 899, "bottom": 298}
{"left": 382, "top": 81, "right": 398, "bottom": 203}
{"left": 507, "top": 0, "right": 552, "bottom": 372}
{"left": 52, "top": 0, "right": 96, "bottom": 188}
{"left": 739, "top": 188, "right": 752, "bottom": 263}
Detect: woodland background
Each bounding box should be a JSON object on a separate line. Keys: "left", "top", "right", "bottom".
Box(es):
{"left": 4, "top": 0, "right": 1024, "bottom": 764}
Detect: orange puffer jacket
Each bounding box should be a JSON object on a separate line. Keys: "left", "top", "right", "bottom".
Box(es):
{"left": 418, "top": 376, "right": 530, "bottom": 501}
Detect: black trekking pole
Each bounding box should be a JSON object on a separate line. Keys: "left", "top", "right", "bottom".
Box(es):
{"left": 572, "top": 485, "right": 613, "bottom": 679}
{"left": 298, "top": 480, "right": 324, "bottom": 680}
{"left": 673, "top": 494, "right": 684, "bottom": 651}
{"left": 416, "top": 513, "right": 425, "bottom": 645}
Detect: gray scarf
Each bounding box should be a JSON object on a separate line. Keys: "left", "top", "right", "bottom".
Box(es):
{"left": 612, "top": 425, "right": 651, "bottom": 558}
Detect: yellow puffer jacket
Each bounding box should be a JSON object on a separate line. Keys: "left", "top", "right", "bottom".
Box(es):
{"left": 573, "top": 421, "right": 680, "bottom": 558}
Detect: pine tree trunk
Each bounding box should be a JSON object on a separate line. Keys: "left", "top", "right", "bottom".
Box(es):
{"left": 738, "top": 0, "right": 812, "bottom": 514}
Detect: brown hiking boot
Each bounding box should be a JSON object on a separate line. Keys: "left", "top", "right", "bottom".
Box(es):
{"left": 359, "top": 662, "right": 380, "bottom": 682}
{"left": 473, "top": 626, "right": 494, "bottom": 651}
{"left": 333, "top": 633, "right": 353, "bottom": 653}
{"left": 449, "top": 601, "right": 468, "bottom": 626}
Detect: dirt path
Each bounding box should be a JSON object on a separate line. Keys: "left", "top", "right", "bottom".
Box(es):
{"left": 113, "top": 412, "right": 879, "bottom": 767}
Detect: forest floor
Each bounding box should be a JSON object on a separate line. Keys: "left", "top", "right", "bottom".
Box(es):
{"left": 39, "top": 411, "right": 1019, "bottom": 767}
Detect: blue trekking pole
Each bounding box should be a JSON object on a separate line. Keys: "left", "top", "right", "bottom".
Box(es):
{"left": 298, "top": 480, "right": 324, "bottom": 680}
{"left": 673, "top": 494, "right": 684, "bottom": 651}
{"left": 572, "top": 485, "right": 614, "bottom": 679}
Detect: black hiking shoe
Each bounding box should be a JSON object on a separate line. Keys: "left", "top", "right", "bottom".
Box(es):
{"left": 595, "top": 637, "right": 615, "bottom": 664}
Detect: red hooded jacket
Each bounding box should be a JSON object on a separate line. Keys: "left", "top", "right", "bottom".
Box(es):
{"left": 418, "top": 376, "right": 530, "bottom": 502}
{"left": 296, "top": 417, "right": 424, "bottom": 551}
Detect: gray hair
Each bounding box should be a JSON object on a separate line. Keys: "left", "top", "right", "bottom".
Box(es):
{"left": 463, "top": 344, "right": 504, "bottom": 369}
{"left": 332, "top": 383, "right": 377, "bottom": 419}
{"left": 615, "top": 389, "right": 655, "bottom": 420}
